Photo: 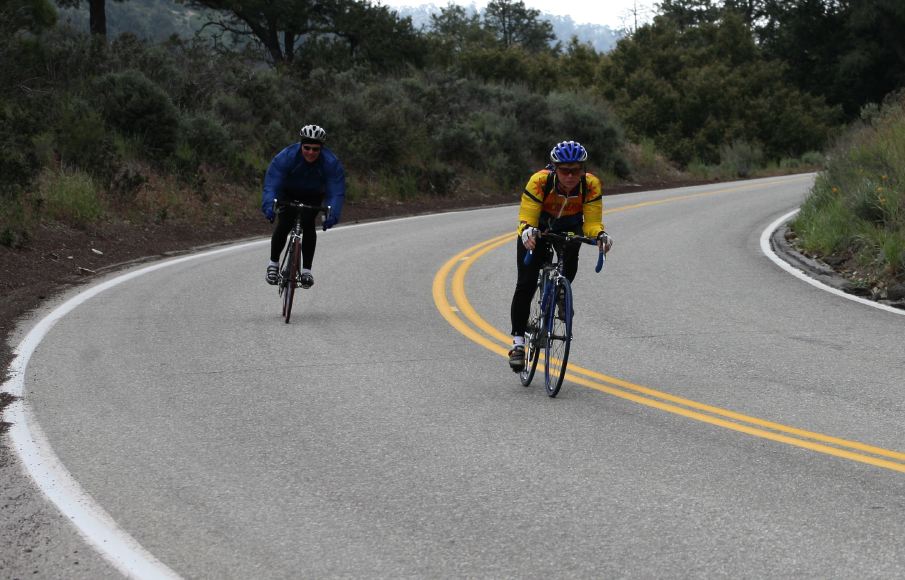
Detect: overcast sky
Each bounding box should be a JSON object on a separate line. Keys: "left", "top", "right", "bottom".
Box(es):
{"left": 376, "top": 0, "right": 656, "bottom": 28}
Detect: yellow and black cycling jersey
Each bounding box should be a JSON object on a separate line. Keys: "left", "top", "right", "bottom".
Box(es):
{"left": 516, "top": 168, "right": 605, "bottom": 239}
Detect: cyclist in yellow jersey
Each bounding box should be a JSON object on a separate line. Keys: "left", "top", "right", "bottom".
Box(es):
{"left": 509, "top": 140, "right": 613, "bottom": 372}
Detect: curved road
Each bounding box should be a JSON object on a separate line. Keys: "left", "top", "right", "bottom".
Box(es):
{"left": 9, "top": 174, "right": 905, "bottom": 577}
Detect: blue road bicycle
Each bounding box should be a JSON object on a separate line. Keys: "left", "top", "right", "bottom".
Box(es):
{"left": 520, "top": 231, "right": 605, "bottom": 397}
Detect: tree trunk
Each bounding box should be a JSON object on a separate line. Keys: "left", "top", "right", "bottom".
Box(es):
{"left": 265, "top": 30, "right": 285, "bottom": 64}
{"left": 89, "top": 0, "right": 107, "bottom": 37}
{"left": 283, "top": 30, "right": 296, "bottom": 63}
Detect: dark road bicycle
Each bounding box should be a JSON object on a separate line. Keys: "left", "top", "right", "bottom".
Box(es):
{"left": 275, "top": 200, "right": 331, "bottom": 324}
{"left": 520, "top": 231, "right": 605, "bottom": 397}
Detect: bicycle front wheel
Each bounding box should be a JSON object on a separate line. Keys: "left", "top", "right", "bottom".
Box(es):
{"left": 283, "top": 239, "right": 301, "bottom": 323}
{"left": 519, "top": 287, "right": 544, "bottom": 386}
{"left": 544, "top": 278, "right": 573, "bottom": 397}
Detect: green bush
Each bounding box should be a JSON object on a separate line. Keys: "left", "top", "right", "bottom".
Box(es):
{"left": 0, "top": 199, "right": 33, "bottom": 248}
{"left": 435, "top": 123, "right": 481, "bottom": 165}
{"left": 181, "top": 112, "right": 230, "bottom": 163}
{"left": 170, "top": 141, "right": 200, "bottom": 177}
{"left": 857, "top": 228, "right": 905, "bottom": 278}
{"left": 794, "top": 193, "right": 853, "bottom": 256}
{"left": 56, "top": 97, "right": 117, "bottom": 177}
{"left": 794, "top": 94, "right": 905, "bottom": 285}
{"left": 848, "top": 177, "right": 888, "bottom": 224}
{"left": 0, "top": 100, "right": 41, "bottom": 192}
{"left": 331, "top": 80, "right": 429, "bottom": 167}
{"left": 94, "top": 69, "right": 180, "bottom": 157}
{"left": 260, "top": 120, "right": 290, "bottom": 158}
{"left": 10, "top": 26, "right": 104, "bottom": 93}
{"left": 546, "top": 91, "right": 624, "bottom": 175}
{"left": 464, "top": 110, "right": 522, "bottom": 180}
{"left": 108, "top": 161, "right": 148, "bottom": 203}
{"left": 228, "top": 148, "right": 269, "bottom": 183}
{"left": 418, "top": 161, "right": 458, "bottom": 196}
{"left": 37, "top": 168, "right": 105, "bottom": 227}
{"left": 212, "top": 92, "right": 250, "bottom": 127}
{"left": 800, "top": 151, "right": 826, "bottom": 167}
{"left": 235, "top": 70, "right": 288, "bottom": 125}
{"left": 719, "top": 140, "right": 764, "bottom": 178}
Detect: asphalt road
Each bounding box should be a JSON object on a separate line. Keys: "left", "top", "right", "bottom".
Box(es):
{"left": 7, "top": 174, "right": 905, "bottom": 578}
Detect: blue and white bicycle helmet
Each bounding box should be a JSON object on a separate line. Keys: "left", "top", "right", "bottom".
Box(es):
{"left": 299, "top": 124, "right": 327, "bottom": 143}
{"left": 549, "top": 140, "right": 588, "bottom": 164}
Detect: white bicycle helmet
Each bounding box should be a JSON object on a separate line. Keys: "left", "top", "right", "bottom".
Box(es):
{"left": 299, "top": 124, "right": 327, "bottom": 143}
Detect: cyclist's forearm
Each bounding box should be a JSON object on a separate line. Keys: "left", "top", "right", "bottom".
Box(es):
{"left": 517, "top": 198, "right": 542, "bottom": 235}
{"left": 582, "top": 199, "right": 604, "bottom": 237}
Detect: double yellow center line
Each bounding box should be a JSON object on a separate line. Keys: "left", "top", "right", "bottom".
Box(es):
{"left": 432, "top": 179, "right": 905, "bottom": 473}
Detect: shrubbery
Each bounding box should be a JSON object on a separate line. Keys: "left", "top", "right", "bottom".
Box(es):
{"left": 37, "top": 168, "right": 105, "bottom": 227}
{"left": 600, "top": 12, "right": 840, "bottom": 167}
{"left": 56, "top": 98, "right": 117, "bottom": 177}
{"left": 0, "top": 0, "right": 848, "bottom": 245}
{"left": 793, "top": 93, "right": 905, "bottom": 290}
{"left": 94, "top": 69, "right": 181, "bottom": 158}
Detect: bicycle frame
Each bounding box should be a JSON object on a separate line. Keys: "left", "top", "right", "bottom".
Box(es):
{"left": 519, "top": 231, "right": 604, "bottom": 396}
{"left": 274, "top": 200, "right": 331, "bottom": 323}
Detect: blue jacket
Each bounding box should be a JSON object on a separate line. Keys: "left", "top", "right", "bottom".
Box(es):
{"left": 261, "top": 143, "right": 345, "bottom": 222}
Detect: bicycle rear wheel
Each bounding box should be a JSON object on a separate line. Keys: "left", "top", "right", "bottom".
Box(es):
{"left": 283, "top": 239, "right": 301, "bottom": 323}
{"left": 544, "top": 278, "right": 573, "bottom": 397}
{"left": 519, "top": 286, "right": 544, "bottom": 386}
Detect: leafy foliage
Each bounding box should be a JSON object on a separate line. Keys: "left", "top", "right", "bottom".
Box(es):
{"left": 483, "top": 0, "right": 556, "bottom": 53}
{"left": 2, "top": 0, "right": 57, "bottom": 33}
{"left": 1, "top": 0, "right": 903, "bottom": 240}
{"left": 425, "top": 3, "right": 493, "bottom": 65}
{"left": 753, "top": 0, "right": 905, "bottom": 118}
{"left": 794, "top": 93, "right": 905, "bottom": 287}
{"left": 36, "top": 166, "right": 105, "bottom": 226}
{"left": 93, "top": 69, "right": 180, "bottom": 157}
{"left": 182, "top": 0, "right": 426, "bottom": 68}
{"left": 600, "top": 9, "right": 839, "bottom": 166}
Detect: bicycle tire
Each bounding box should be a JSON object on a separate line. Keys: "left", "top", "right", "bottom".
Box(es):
{"left": 283, "top": 239, "right": 301, "bottom": 323}
{"left": 279, "top": 243, "right": 291, "bottom": 316}
{"left": 519, "top": 284, "right": 544, "bottom": 386}
{"left": 544, "top": 278, "right": 573, "bottom": 397}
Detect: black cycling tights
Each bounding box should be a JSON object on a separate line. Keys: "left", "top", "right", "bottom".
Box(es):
{"left": 509, "top": 236, "right": 580, "bottom": 337}
{"left": 270, "top": 206, "right": 320, "bottom": 269}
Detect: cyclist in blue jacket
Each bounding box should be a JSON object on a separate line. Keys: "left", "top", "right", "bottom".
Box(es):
{"left": 261, "top": 124, "right": 346, "bottom": 288}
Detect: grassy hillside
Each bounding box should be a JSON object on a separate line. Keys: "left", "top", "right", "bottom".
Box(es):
{"left": 0, "top": 0, "right": 858, "bottom": 250}
{"left": 792, "top": 93, "right": 905, "bottom": 299}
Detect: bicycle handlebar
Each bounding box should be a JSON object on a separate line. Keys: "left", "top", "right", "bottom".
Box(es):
{"left": 274, "top": 200, "right": 332, "bottom": 215}
{"left": 523, "top": 231, "right": 606, "bottom": 273}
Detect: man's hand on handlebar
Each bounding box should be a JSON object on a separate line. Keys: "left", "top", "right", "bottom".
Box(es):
{"left": 597, "top": 231, "right": 613, "bottom": 254}
{"left": 263, "top": 199, "right": 276, "bottom": 223}
{"left": 521, "top": 227, "right": 538, "bottom": 251}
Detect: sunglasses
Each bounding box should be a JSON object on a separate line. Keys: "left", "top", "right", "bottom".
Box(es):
{"left": 302, "top": 145, "right": 321, "bottom": 152}
{"left": 556, "top": 166, "right": 583, "bottom": 176}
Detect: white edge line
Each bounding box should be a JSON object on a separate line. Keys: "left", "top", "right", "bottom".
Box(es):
{"left": 760, "top": 209, "right": 905, "bottom": 316}
{"left": 2, "top": 240, "right": 267, "bottom": 579}
{"left": 1, "top": 210, "right": 467, "bottom": 579}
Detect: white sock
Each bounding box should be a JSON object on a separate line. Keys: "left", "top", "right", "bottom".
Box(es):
{"left": 512, "top": 336, "right": 525, "bottom": 347}
{"left": 301, "top": 268, "right": 312, "bottom": 275}
{"left": 269, "top": 260, "right": 279, "bottom": 267}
